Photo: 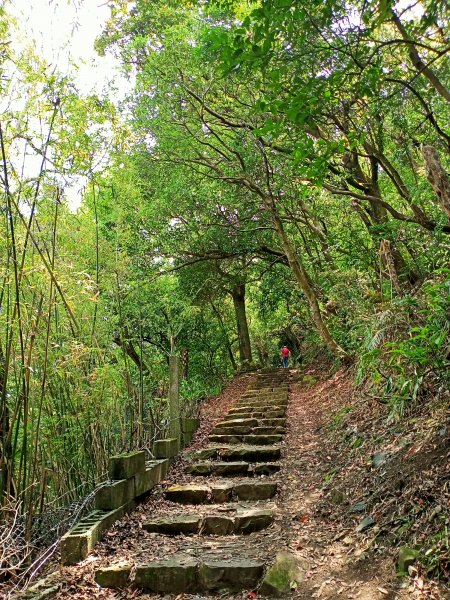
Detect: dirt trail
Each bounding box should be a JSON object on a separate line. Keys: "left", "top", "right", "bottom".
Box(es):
{"left": 17, "top": 367, "right": 449, "bottom": 600}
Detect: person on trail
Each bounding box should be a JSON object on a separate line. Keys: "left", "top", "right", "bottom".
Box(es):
{"left": 281, "top": 345, "right": 290, "bottom": 368}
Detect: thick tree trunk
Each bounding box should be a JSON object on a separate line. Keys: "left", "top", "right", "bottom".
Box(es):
{"left": 270, "top": 210, "right": 344, "bottom": 356}
{"left": 231, "top": 282, "right": 253, "bottom": 366}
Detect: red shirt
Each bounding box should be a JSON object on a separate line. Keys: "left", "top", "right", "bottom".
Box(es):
{"left": 281, "top": 347, "right": 290, "bottom": 357}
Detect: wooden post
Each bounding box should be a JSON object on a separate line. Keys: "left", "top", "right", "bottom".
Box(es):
{"left": 169, "top": 355, "right": 180, "bottom": 442}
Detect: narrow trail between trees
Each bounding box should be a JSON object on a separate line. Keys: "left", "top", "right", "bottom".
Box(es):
{"left": 27, "top": 368, "right": 447, "bottom": 600}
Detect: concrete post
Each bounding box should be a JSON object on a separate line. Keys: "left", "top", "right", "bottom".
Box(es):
{"left": 169, "top": 355, "right": 180, "bottom": 442}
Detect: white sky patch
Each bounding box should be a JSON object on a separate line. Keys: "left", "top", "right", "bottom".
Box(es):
{"left": 6, "top": 0, "right": 134, "bottom": 211}
{"left": 9, "top": 0, "right": 129, "bottom": 97}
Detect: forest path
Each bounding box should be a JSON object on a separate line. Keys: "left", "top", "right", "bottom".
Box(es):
{"left": 35, "top": 367, "right": 444, "bottom": 600}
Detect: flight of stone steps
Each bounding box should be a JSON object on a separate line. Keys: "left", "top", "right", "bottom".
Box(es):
{"left": 95, "top": 369, "right": 291, "bottom": 595}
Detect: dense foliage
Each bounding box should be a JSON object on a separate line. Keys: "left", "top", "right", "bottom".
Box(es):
{"left": 0, "top": 0, "right": 448, "bottom": 568}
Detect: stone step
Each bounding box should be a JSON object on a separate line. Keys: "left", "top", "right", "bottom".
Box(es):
{"left": 244, "top": 391, "right": 288, "bottom": 398}
{"left": 236, "top": 396, "right": 288, "bottom": 403}
{"left": 252, "top": 426, "right": 286, "bottom": 435}
{"left": 131, "top": 556, "right": 265, "bottom": 593}
{"left": 215, "top": 418, "right": 259, "bottom": 428}
{"left": 184, "top": 461, "right": 280, "bottom": 477}
{"left": 189, "top": 445, "right": 280, "bottom": 462}
{"left": 186, "top": 461, "right": 250, "bottom": 476}
{"left": 212, "top": 426, "right": 285, "bottom": 436}
{"left": 228, "top": 406, "right": 286, "bottom": 417}
{"left": 164, "top": 481, "right": 278, "bottom": 503}
{"left": 209, "top": 434, "right": 283, "bottom": 445}
{"left": 260, "top": 418, "right": 287, "bottom": 427}
{"left": 215, "top": 417, "right": 286, "bottom": 428}
{"left": 234, "top": 401, "right": 288, "bottom": 409}
{"left": 143, "top": 507, "right": 273, "bottom": 536}
{"left": 241, "top": 391, "right": 288, "bottom": 399}
{"left": 211, "top": 425, "right": 253, "bottom": 435}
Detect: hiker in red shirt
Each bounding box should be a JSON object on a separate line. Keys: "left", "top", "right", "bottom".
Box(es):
{"left": 281, "top": 345, "right": 290, "bottom": 368}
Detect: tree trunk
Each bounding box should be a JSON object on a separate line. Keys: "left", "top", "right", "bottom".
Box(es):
{"left": 270, "top": 209, "right": 344, "bottom": 356}
{"left": 231, "top": 282, "right": 253, "bottom": 366}
{"left": 210, "top": 302, "right": 237, "bottom": 370}
{"left": 422, "top": 145, "right": 450, "bottom": 219}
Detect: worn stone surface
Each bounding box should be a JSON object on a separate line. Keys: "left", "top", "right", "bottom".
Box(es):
{"left": 224, "top": 412, "right": 253, "bottom": 420}
{"left": 94, "top": 564, "right": 131, "bottom": 589}
{"left": 209, "top": 434, "right": 243, "bottom": 445}
{"left": 144, "top": 515, "right": 200, "bottom": 535}
{"left": 188, "top": 447, "right": 218, "bottom": 461}
{"left": 220, "top": 445, "right": 280, "bottom": 462}
{"left": 398, "top": 547, "right": 418, "bottom": 573}
{"left": 260, "top": 552, "right": 308, "bottom": 597}
{"left": 355, "top": 515, "right": 375, "bottom": 532}
{"left": 185, "top": 462, "right": 213, "bottom": 476}
{"left": 134, "top": 461, "right": 163, "bottom": 497}
{"left": 212, "top": 426, "right": 252, "bottom": 435}
{"left": 108, "top": 451, "right": 146, "bottom": 480}
{"left": 153, "top": 437, "right": 179, "bottom": 459}
{"left": 199, "top": 560, "right": 264, "bottom": 591}
{"left": 210, "top": 482, "right": 234, "bottom": 503}
{"left": 213, "top": 461, "right": 250, "bottom": 476}
{"left": 216, "top": 418, "right": 259, "bottom": 428}
{"left": 164, "top": 484, "right": 210, "bottom": 504}
{"left": 95, "top": 478, "right": 135, "bottom": 511}
{"left": 252, "top": 463, "right": 281, "bottom": 475}
{"left": 234, "top": 508, "right": 273, "bottom": 533}
{"left": 202, "top": 515, "right": 235, "bottom": 535}
{"left": 233, "top": 481, "right": 277, "bottom": 501}
{"left": 135, "top": 558, "right": 199, "bottom": 593}
{"left": 243, "top": 434, "right": 283, "bottom": 445}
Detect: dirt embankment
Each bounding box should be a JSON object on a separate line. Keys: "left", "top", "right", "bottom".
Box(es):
{"left": 281, "top": 365, "right": 449, "bottom": 600}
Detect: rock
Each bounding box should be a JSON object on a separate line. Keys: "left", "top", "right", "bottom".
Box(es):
{"left": 95, "top": 564, "right": 131, "bottom": 588}
{"left": 202, "top": 515, "right": 235, "bottom": 535}
{"left": 398, "top": 547, "right": 419, "bottom": 573}
{"left": 185, "top": 462, "right": 213, "bottom": 476}
{"left": 330, "top": 489, "right": 347, "bottom": 505}
{"left": 199, "top": 560, "right": 264, "bottom": 591}
{"left": 212, "top": 426, "right": 252, "bottom": 435}
{"left": 188, "top": 447, "right": 218, "bottom": 461}
{"left": 355, "top": 516, "right": 375, "bottom": 532}
{"left": 216, "top": 418, "right": 259, "bottom": 428}
{"left": 220, "top": 445, "right": 280, "bottom": 462}
{"left": 210, "top": 482, "right": 234, "bottom": 503}
{"left": 260, "top": 552, "right": 308, "bottom": 597}
{"left": 135, "top": 557, "right": 199, "bottom": 593}
{"left": 213, "top": 461, "right": 250, "bottom": 476}
{"left": 252, "top": 462, "right": 280, "bottom": 475}
{"left": 164, "top": 484, "right": 210, "bottom": 504}
{"left": 209, "top": 434, "right": 243, "bottom": 445}
{"left": 234, "top": 508, "right": 273, "bottom": 533}
{"left": 372, "top": 452, "right": 387, "bottom": 468}
{"left": 233, "top": 481, "right": 277, "bottom": 501}
{"left": 143, "top": 515, "right": 200, "bottom": 535}
{"left": 348, "top": 501, "right": 366, "bottom": 514}
{"left": 242, "top": 434, "right": 283, "bottom": 446}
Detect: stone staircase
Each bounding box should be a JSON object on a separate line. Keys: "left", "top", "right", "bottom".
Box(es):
{"left": 95, "top": 369, "right": 291, "bottom": 595}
